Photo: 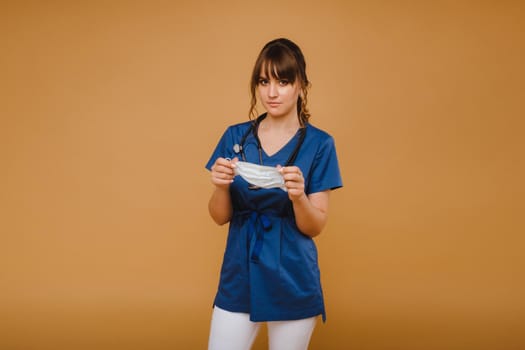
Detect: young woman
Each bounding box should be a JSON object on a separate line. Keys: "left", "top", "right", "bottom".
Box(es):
{"left": 206, "top": 38, "right": 342, "bottom": 350}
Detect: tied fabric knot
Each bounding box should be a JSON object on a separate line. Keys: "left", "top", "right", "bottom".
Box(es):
{"left": 249, "top": 211, "right": 272, "bottom": 263}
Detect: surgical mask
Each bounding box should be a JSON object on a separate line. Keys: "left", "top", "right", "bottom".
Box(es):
{"left": 234, "top": 161, "right": 287, "bottom": 191}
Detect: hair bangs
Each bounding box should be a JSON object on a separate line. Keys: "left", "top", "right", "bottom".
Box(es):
{"left": 259, "top": 46, "right": 299, "bottom": 83}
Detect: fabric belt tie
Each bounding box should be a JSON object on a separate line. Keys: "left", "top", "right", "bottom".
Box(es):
{"left": 248, "top": 211, "right": 272, "bottom": 263}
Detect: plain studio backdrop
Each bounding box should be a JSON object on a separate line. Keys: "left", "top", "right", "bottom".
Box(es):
{"left": 1, "top": 1, "right": 523, "bottom": 349}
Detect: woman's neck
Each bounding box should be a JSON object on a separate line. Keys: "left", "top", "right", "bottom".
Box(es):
{"left": 260, "top": 113, "right": 300, "bottom": 132}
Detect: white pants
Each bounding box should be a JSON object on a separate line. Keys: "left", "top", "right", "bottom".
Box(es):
{"left": 208, "top": 306, "right": 317, "bottom": 350}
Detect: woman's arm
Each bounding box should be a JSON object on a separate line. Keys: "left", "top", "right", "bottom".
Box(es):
{"left": 208, "top": 187, "right": 233, "bottom": 225}
{"left": 281, "top": 166, "right": 330, "bottom": 237}
{"left": 291, "top": 191, "right": 329, "bottom": 237}
{"left": 208, "top": 157, "right": 237, "bottom": 225}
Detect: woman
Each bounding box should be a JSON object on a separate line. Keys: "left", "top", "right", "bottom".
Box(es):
{"left": 206, "top": 38, "right": 342, "bottom": 350}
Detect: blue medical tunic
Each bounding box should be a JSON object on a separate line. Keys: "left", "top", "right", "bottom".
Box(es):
{"left": 205, "top": 120, "right": 343, "bottom": 322}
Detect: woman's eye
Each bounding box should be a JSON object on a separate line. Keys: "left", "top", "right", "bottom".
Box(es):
{"left": 259, "top": 79, "right": 268, "bottom": 85}
{"left": 279, "top": 80, "right": 289, "bottom": 86}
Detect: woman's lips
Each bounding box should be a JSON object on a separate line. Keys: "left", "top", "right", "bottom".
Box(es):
{"left": 267, "top": 102, "right": 281, "bottom": 107}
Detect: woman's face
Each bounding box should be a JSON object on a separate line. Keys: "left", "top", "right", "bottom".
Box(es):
{"left": 257, "top": 74, "right": 300, "bottom": 120}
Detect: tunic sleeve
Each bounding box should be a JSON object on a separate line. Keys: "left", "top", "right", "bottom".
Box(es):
{"left": 306, "top": 135, "right": 343, "bottom": 194}
{"left": 205, "top": 127, "right": 234, "bottom": 171}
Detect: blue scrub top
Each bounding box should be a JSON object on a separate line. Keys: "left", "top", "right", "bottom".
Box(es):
{"left": 205, "top": 120, "right": 342, "bottom": 322}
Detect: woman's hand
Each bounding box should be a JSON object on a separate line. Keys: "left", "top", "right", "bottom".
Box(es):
{"left": 280, "top": 165, "right": 329, "bottom": 237}
{"left": 211, "top": 157, "right": 238, "bottom": 189}
{"left": 279, "top": 165, "right": 306, "bottom": 201}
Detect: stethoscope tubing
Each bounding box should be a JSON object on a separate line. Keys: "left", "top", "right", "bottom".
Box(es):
{"left": 234, "top": 113, "right": 306, "bottom": 167}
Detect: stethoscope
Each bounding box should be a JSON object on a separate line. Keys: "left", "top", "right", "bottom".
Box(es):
{"left": 232, "top": 113, "right": 307, "bottom": 167}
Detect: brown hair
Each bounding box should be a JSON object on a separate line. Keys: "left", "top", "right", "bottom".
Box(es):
{"left": 249, "top": 38, "right": 311, "bottom": 127}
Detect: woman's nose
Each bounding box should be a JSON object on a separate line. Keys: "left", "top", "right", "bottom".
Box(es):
{"left": 268, "top": 82, "right": 278, "bottom": 97}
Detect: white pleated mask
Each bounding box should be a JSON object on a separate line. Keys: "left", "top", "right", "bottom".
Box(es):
{"left": 234, "top": 161, "right": 287, "bottom": 191}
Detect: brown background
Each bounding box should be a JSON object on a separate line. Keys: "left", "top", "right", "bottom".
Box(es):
{"left": 1, "top": 1, "right": 524, "bottom": 349}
